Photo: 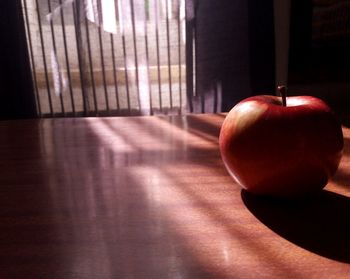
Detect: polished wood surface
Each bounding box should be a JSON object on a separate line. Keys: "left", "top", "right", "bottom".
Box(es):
{"left": 0, "top": 114, "right": 349, "bottom": 279}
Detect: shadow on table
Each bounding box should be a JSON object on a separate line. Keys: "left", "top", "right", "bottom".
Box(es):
{"left": 241, "top": 189, "right": 350, "bottom": 263}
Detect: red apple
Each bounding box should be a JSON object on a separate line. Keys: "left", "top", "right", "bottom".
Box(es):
{"left": 219, "top": 87, "right": 344, "bottom": 198}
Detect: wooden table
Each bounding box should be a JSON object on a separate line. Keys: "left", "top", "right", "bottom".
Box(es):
{"left": 0, "top": 114, "right": 349, "bottom": 279}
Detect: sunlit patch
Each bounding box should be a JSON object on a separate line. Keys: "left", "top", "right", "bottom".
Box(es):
{"left": 138, "top": 65, "right": 151, "bottom": 115}
{"left": 129, "top": 165, "right": 243, "bottom": 276}
{"left": 85, "top": 118, "right": 135, "bottom": 153}
{"left": 101, "top": 0, "right": 118, "bottom": 33}
{"left": 44, "top": 114, "right": 324, "bottom": 277}
{"left": 85, "top": 117, "right": 218, "bottom": 157}
{"left": 286, "top": 98, "right": 312, "bottom": 107}
{"left": 236, "top": 101, "right": 260, "bottom": 114}
{"left": 85, "top": 0, "right": 119, "bottom": 34}
{"left": 129, "top": 164, "right": 305, "bottom": 278}
{"left": 225, "top": 101, "right": 268, "bottom": 135}
{"left": 85, "top": 0, "right": 96, "bottom": 23}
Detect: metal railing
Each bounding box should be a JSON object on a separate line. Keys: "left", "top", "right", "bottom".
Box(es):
{"left": 22, "top": 0, "right": 187, "bottom": 117}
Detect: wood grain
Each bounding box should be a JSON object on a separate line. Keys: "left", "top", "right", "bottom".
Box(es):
{"left": 0, "top": 114, "right": 349, "bottom": 279}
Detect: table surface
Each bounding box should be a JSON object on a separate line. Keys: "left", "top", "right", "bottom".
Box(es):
{"left": 0, "top": 114, "right": 349, "bottom": 279}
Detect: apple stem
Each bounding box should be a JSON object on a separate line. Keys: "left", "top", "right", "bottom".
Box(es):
{"left": 278, "top": 85, "right": 287, "bottom": 107}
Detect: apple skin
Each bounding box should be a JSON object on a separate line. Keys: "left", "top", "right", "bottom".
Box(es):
{"left": 219, "top": 95, "right": 344, "bottom": 198}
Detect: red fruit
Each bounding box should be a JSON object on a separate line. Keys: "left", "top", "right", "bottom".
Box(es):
{"left": 219, "top": 92, "right": 344, "bottom": 198}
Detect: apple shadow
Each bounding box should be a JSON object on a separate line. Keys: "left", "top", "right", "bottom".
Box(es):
{"left": 241, "top": 189, "right": 350, "bottom": 263}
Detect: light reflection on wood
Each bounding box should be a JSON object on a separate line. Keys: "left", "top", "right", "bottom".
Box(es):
{"left": 0, "top": 115, "right": 349, "bottom": 278}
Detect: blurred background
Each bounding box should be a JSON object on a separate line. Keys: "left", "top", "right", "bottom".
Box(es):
{"left": 0, "top": 0, "right": 349, "bottom": 119}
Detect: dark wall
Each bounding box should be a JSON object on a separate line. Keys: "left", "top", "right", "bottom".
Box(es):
{"left": 289, "top": 0, "right": 350, "bottom": 84}
{"left": 288, "top": 0, "right": 350, "bottom": 113}
{"left": 0, "top": 0, "right": 37, "bottom": 120}
{"left": 193, "top": 0, "right": 275, "bottom": 112}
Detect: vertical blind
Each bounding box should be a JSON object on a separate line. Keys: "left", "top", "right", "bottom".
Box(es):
{"left": 22, "top": 0, "right": 188, "bottom": 117}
